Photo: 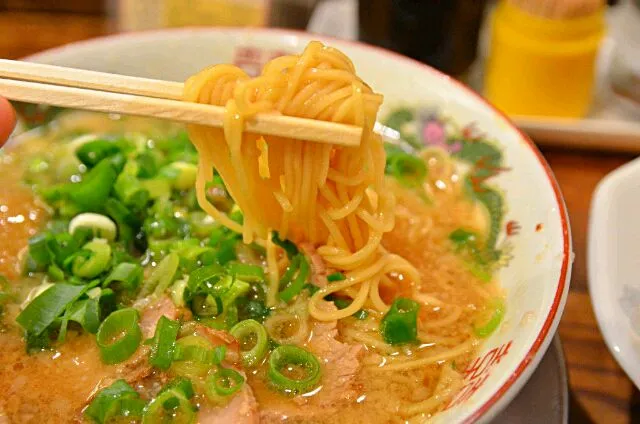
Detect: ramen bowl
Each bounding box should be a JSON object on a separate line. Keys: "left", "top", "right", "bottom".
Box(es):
{"left": 20, "top": 28, "right": 571, "bottom": 423}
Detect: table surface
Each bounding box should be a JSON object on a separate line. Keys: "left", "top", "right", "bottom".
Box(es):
{"left": 2, "top": 10, "right": 639, "bottom": 424}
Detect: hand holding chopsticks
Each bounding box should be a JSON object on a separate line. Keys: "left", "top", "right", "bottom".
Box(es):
{"left": 0, "top": 59, "right": 363, "bottom": 147}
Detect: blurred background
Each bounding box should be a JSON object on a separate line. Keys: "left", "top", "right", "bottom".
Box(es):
{"left": 1, "top": 0, "right": 640, "bottom": 423}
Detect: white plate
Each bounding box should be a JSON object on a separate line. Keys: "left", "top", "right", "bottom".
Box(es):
{"left": 589, "top": 156, "right": 640, "bottom": 388}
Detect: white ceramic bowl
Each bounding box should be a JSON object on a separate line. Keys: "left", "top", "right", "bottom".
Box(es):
{"left": 23, "top": 28, "right": 572, "bottom": 423}
{"left": 589, "top": 157, "right": 640, "bottom": 389}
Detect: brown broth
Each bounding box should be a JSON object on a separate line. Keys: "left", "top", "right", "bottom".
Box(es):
{"left": 0, "top": 113, "right": 500, "bottom": 423}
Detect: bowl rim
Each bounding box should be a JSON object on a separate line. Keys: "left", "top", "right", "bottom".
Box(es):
{"left": 23, "top": 26, "right": 573, "bottom": 423}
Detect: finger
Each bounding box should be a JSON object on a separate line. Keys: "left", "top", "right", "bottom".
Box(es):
{"left": 0, "top": 97, "right": 16, "bottom": 146}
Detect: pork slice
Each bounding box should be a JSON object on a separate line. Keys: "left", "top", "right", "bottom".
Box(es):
{"left": 197, "top": 381, "right": 260, "bottom": 424}
{"left": 260, "top": 304, "right": 363, "bottom": 423}
{"left": 82, "top": 297, "right": 181, "bottom": 413}
{"left": 305, "top": 321, "right": 363, "bottom": 407}
{"left": 190, "top": 325, "right": 259, "bottom": 423}
{"left": 300, "top": 242, "right": 329, "bottom": 288}
{"left": 194, "top": 324, "right": 242, "bottom": 366}
{"left": 138, "top": 295, "right": 186, "bottom": 338}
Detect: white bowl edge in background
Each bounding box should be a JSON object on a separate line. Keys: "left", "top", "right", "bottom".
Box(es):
{"left": 589, "top": 156, "right": 640, "bottom": 389}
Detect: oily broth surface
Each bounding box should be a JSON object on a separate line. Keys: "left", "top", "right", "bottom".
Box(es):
{"left": 0, "top": 113, "right": 170, "bottom": 422}
{"left": 246, "top": 184, "right": 499, "bottom": 423}
{"left": 0, "top": 113, "right": 499, "bottom": 423}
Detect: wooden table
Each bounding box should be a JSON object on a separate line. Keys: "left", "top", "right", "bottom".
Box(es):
{"left": 1, "top": 10, "right": 638, "bottom": 424}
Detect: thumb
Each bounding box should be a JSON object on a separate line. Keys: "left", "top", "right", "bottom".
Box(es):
{"left": 0, "top": 97, "right": 16, "bottom": 146}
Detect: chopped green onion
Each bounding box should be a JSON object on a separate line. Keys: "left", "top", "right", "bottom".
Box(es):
{"left": 226, "top": 262, "right": 265, "bottom": 283}
{"left": 206, "top": 367, "right": 245, "bottom": 398}
{"left": 212, "top": 345, "right": 227, "bottom": 365}
{"left": 17, "top": 283, "right": 85, "bottom": 336}
{"left": 188, "top": 212, "right": 217, "bottom": 237}
{"left": 84, "top": 379, "right": 145, "bottom": 424}
{"left": 332, "top": 297, "right": 368, "bottom": 320}
{"left": 68, "top": 159, "right": 119, "bottom": 212}
{"left": 230, "top": 319, "right": 268, "bottom": 367}
{"left": 159, "top": 377, "right": 195, "bottom": 400}
{"left": 474, "top": 299, "right": 505, "bottom": 338}
{"left": 191, "top": 294, "right": 224, "bottom": 318}
{"left": 103, "top": 263, "right": 143, "bottom": 291}
{"left": 353, "top": 309, "right": 369, "bottom": 320}
{"left": 186, "top": 264, "right": 224, "bottom": 292}
{"left": 136, "top": 150, "right": 161, "bottom": 178}
{"left": 265, "top": 312, "right": 308, "bottom": 346}
{"left": 386, "top": 151, "right": 427, "bottom": 188}
{"left": 149, "top": 316, "right": 181, "bottom": 370}
{"left": 170, "top": 278, "right": 188, "bottom": 308}
{"left": 103, "top": 197, "right": 141, "bottom": 249}
{"left": 76, "top": 139, "right": 121, "bottom": 168}
{"left": 271, "top": 232, "right": 298, "bottom": 259}
{"left": 141, "top": 388, "right": 194, "bottom": 424}
{"left": 139, "top": 252, "right": 179, "bottom": 298}
{"left": 380, "top": 298, "right": 420, "bottom": 345}
{"left": 140, "top": 178, "right": 171, "bottom": 199}
{"left": 170, "top": 335, "right": 213, "bottom": 378}
{"left": 114, "top": 161, "right": 148, "bottom": 207}
{"left": 302, "top": 283, "right": 320, "bottom": 296}
{"left": 327, "top": 272, "right": 346, "bottom": 282}
{"left": 167, "top": 161, "right": 198, "bottom": 190}
{"left": 68, "top": 295, "right": 102, "bottom": 334}
{"left": 72, "top": 239, "right": 112, "bottom": 279}
{"left": 268, "top": 345, "right": 322, "bottom": 394}
{"left": 27, "top": 233, "right": 53, "bottom": 269}
{"left": 47, "top": 264, "right": 65, "bottom": 281}
{"left": 237, "top": 298, "right": 270, "bottom": 323}
{"left": 186, "top": 267, "right": 249, "bottom": 320}
{"left": 48, "top": 232, "right": 81, "bottom": 269}
{"left": 96, "top": 308, "right": 142, "bottom": 364}
{"left": 279, "top": 255, "right": 310, "bottom": 303}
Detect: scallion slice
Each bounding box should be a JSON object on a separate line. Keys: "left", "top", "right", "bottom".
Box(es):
{"left": 230, "top": 319, "right": 268, "bottom": 367}
{"left": 380, "top": 298, "right": 420, "bottom": 345}
{"left": 271, "top": 232, "right": 298, "bottom": 259}
{"left": 279, "top": 255, "right": 310, "bottom": 303}
{"left": 386, "top": 151, "right": 427, "bottom": 188}
{"left": 474, "top": 299, "right": 505, "bottom": 338}
{"left": 141, "top": 388, "right": 194, "bottom": 424}
{"left": 72, "top": 238, "right": 112, "bottom": 279}
{"left": 76, "top": 139, "right": 121, "bottom": 168}
{"left": 149, "top": 316, "right": 181, "bottom": 370}
{"left": 268, "top": 345, "right": 321, "bottom": 394}
{"left": 68, "top": 159, "right": 119, "bottom": 212}
{"left": 206, "top": 367, "right": 245, "bottom": 398}
{"left": 69, "top": 213, "right": 117, "bottom": 242}
{"left": 226, "top": 262, "right": 265, "bottom": 283}
{"left": 170, "top": 335, "right": 213, "bottom": 378}
{"left": 84, "top": 379, "right": 145, "bottom": 424}
{"left": 16, "top": 283, "right": 85, "bottom": 337}
{"left": 139, "top": 252, "right": 179, "bottom": 298}
{"left": 103, "top": 263, "right": 143, "bottom": 291}
{"left": 96, "top": 308, "right": 142, "bottom": 364}
{"left": 327, "top": 272, "right": 346, "bottom": 282}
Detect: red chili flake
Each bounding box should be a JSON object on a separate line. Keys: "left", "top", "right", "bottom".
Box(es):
{"left": 506, "top": 220, "right": 521, "bottom": 236}
{"left": 535, "top": 223, "right": 544, "bottom": 232}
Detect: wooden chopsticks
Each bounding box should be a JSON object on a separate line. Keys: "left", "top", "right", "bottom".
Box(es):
{"left": 0, "top": 59, "right": 362, "bottom": 147}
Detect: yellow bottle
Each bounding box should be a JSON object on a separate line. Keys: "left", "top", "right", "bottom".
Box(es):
{"left": 115, "top": 0, "right": 268, "bottom": 31}
{"left": 484, "top": 1, "right": 605, "bottom": 118}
